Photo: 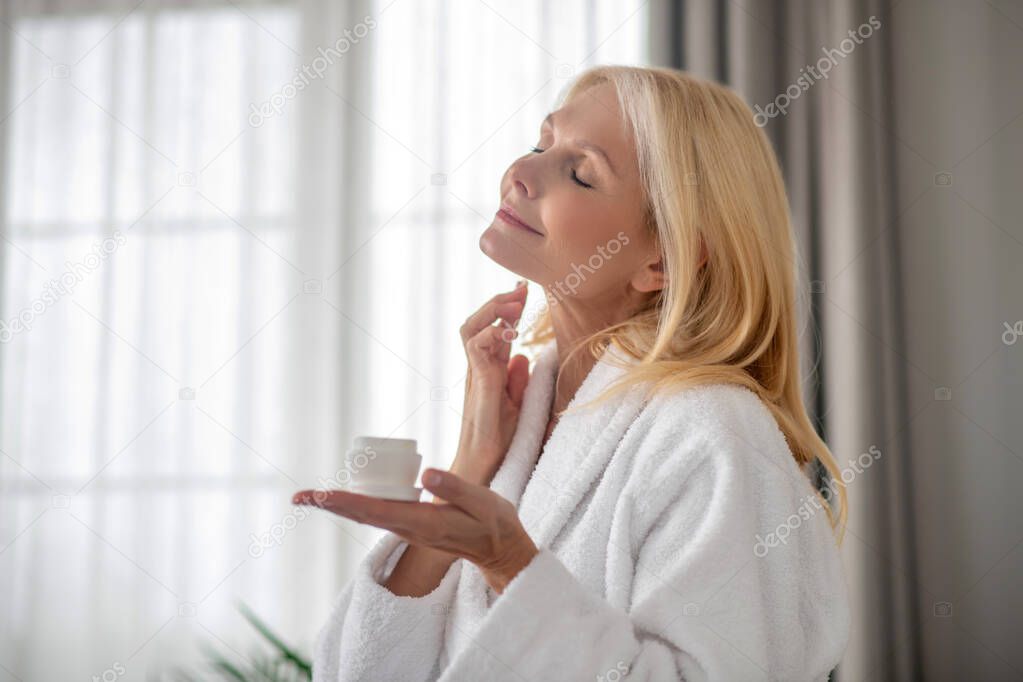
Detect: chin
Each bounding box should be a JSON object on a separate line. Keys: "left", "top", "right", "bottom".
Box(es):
{"left": 479, "top": 224, "right": 539, "bottom": 279}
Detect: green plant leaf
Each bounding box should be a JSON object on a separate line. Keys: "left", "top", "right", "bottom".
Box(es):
{"left": 208, "top": 657, "right": 248, "bottom": 682}
{"left": 236, "top": 601, "right": 312, "bottom": 677}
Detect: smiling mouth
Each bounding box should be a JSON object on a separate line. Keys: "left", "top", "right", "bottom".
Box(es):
{"left": 496, "top": 207, "right": 543, "bottom": 236}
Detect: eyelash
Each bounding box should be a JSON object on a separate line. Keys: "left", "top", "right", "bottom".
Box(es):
{"left": 528, "top": 146, "right": 593, "bottom": 189}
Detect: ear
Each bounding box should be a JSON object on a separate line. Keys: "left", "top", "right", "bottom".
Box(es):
{"left": 632, "top": 255, "right": 666, "bottom": 294}
{"left": 697, "top": 237, "right": 709, "bottom": 269}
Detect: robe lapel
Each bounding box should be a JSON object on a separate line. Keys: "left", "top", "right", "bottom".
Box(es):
{"left": 443, "top": 339, "right": 650, "bottom": 676}
{"left": 488, "top": 337, "right": 649, "bottom": 546}
{"left": 516, "top": 341, "right": 649, "bottom": 548}
{"left": 488, "top": 340, "right": 560, "bottom": 507}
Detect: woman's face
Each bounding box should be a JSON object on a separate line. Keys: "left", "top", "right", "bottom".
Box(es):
{"left": 479, "top": 82, "right": 664, "bottom": 302}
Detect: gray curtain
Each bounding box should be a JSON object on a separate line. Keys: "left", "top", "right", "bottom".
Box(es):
{"left": 651, "top": 1, "right": 1023, "bottom": 680}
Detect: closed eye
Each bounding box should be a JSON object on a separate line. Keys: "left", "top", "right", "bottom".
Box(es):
{"left": 528, "top": 146, "right": 593, "bottom": 189}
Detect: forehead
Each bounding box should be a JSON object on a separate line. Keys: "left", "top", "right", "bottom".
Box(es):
{"left": 552, "top": 82, "right": 624, "bottom": 135}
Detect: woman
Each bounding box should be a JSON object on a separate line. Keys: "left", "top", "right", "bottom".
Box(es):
{"left": 294, "top": 65, "right": 850, "bottom": 681}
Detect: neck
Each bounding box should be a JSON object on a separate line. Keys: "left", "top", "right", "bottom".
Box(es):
{"left": 546, "top": 284, "right": 647, "bottom": 416}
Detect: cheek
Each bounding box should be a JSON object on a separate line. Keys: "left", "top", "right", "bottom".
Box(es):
{"left": 544, "top": 192, "right": 603, "bottom": 241}
{"left": 544, "top": 193, "right": 627, "bottom": 253}
{"left": 542, "top": 196, "right": 641, "bottom": 286}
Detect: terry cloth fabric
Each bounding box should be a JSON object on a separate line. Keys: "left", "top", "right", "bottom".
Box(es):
{"left": 312, "top": 338, "right": 850, "bottom": 681}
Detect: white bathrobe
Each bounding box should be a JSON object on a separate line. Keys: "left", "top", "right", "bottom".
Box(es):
{"left": 313, "top": 339, "right": 850, "bottom": 682}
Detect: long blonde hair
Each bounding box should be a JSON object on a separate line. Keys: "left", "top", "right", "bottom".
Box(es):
{"left": 521, "top": 65, "right": 847, "bottom": 542}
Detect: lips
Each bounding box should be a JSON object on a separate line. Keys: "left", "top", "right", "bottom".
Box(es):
{"left": 496, "top": 205, "right": 543, "bottom": 236}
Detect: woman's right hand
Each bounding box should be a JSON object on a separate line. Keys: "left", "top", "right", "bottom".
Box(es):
{"left": 450, "top": 280, "right": 531, "bottom": 488}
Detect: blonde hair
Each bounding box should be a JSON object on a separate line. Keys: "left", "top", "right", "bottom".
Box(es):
{"left": 521, "top": 65, "right": 847, "bottom": 542}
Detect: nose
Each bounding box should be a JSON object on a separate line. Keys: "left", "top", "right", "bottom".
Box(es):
{"left": 514, "top": 177, "right": 529, "bottom": 197}
{"left": 507, "top": 155, "right": 538, "bottom": 200}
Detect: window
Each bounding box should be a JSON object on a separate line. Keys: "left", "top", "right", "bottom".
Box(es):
{"left": 0, "top": 1, "right": 648, "bottom": 677}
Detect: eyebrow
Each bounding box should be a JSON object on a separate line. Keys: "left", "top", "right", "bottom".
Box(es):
{"left": 541, "top": 111, "right": 619, "bottom": 178}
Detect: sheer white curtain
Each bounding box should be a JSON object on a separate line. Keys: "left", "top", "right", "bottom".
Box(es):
{"left": 0, "top": 0, "right": 647, "bottom": 678}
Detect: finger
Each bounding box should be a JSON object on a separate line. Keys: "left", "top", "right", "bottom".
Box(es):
{"left": 295, "top": 488, "right": 482, "bottom": 555}
{"left": 506, "top": 354, "right": 530, "bottom": 406}
{"left": 420, "top": 468, "right": 506, "bottom": 521}
{"left": 460, "top": 300, "right": 524, "bottom": 345}
{"left": 466, "top": 324, "right": 518, "bottom": 362}
{"left": 459, "top": 283, "right": 528, "bottom": 343}
{"left": 292, "top": 489, "right": 432, "bottom": 531}
{"left": 494, "top": 316, "right": 518, "bottom": 365}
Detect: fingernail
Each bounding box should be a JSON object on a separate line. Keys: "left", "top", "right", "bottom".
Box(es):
{"left": 424, "top": 470, "right": 442, "bottom": 487}
{"left": 515, "top": 279, "right": 526, "bottom": 289}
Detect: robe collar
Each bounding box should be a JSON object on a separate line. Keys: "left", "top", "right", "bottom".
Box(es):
{"left": 489, "top": 338, "right": 650, "bottom": 547}
{"left": 444, "top": 338, "right": 652, "bottom": 669}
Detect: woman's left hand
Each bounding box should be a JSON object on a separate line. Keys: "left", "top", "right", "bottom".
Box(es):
{"left": 292, "top": 468, "right": 539, "bottom": 594}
